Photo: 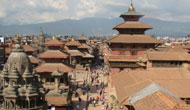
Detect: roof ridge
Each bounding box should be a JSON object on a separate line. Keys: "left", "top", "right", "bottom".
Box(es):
{"left": 128, "top": 72, "right": 138, "bottom": 82}
{"left": 128, "top": 82, "right": 180, "bottom": 104}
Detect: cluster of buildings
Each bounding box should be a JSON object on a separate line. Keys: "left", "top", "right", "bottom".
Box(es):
{"left": 101, "top": 2, "right": 190, "bottom": 110}
{"left": 0, "top": 1, "right": 190, "bottom": 110}
{"left": 0, "top": 27, "right": 98, "bottom": 109}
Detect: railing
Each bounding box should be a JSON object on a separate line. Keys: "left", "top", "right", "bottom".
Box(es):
{"left": 110, "top": 62, "right": 140, "bottom": 68}
{"left": 111, "top": 48, "right": 147, "bottom": 51}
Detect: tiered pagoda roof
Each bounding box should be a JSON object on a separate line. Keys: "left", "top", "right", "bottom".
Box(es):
{"left": 67, "top": 50, "right": 84, "bottom": 57}
{"left": 35, "top": 63, "right": 73, "bottom": 73}
{"left": 38, "top": 50, "right": 68, "bottom": 59}
{"left": 106, "top": 34, "right": 162, "bottom": 44}
{"left": 113, "top": 22, "right": 152, "bottom": 30}
{"left": 44, "top": 37, "right": 64, "bottom": 47}
{"left": 65, "top": 39, "right": 81, "bottom": 47}
{"left": 78, "top": 43, "right": 91, "bottom": 49}
{"left": 23, "top": 44, "right": 35, "bottom": 52}
{"left": 77, "top": 34, "right": 88, "bottom": 41}
{"left": 106, "top": 1, "right": 162, "bottom": 44}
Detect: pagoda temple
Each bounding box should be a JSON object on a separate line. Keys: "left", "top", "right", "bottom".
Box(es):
{"left": 36, "top": 36, "right": 73, "bottom": 109}
{"left": 105, "top": 1, "right": 162, "bottom": 73}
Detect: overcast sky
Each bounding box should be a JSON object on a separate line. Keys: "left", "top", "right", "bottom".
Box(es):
{"left": 0, "top": 0, "right": 190, "bottom": 25}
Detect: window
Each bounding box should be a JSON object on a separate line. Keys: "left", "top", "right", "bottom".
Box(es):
{"left": 60, "top": 78, "right": 64, "bottom": 83}
{"left": 120, "top": 68, "right": 124, "bottom": 71}
{"left": 119, "top": 44, "right": 124, "bottom": 48}
{"left": 51, "top": 78, "right": 55, "bottom": 83}
{"left": 152, "top": 61, "right": 183, "bottom": 68}
{"left": 131, "top": 51, "right": 137, "bottom": 55}
{"left": 132, "top": 45, "right": 136, "bottom": 48}
{"left": 46, "top": 78, "right": 50, "bottom": 83}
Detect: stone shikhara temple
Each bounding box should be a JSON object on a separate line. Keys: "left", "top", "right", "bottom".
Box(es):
{"left": 0, "top": 34, "right": 46, "bottom": 110}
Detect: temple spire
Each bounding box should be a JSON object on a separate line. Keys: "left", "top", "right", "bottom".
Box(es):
{"left": 16, "top": 32, "right": 21, "bottom": 44}
{"left": 128, "top": 0, "right": 135, "bottom": 12}
{"left": 40, "top": 27, "right": 44, "bottom": 36}
{"left": 13, "top": 33, "right": 24, "bottom": 52}
{"left": 82, "top": 32, "right": 84, "bottom": 36}
{"left": 39, "top": 27, "right": 45, "bottom": 45}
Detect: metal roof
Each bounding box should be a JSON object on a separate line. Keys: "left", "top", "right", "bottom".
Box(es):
{"left": 120, "top": 11, "right": 144, "bottom": 17}
{"left": 128, "top": 82, "right": 180, "bottom": 104}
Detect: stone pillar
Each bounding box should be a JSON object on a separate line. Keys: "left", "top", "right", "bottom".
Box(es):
{"left": 34, "top": 98, "right": 36, "bottom": 107}
{"left": 55, "top": 77, "right": 59, "bottom": 92}
{"left": 70, "top": 56, "right": 72, "bottom": 65}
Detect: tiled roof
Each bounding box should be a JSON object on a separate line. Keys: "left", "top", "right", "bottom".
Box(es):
{"left": 43, "top": 39, "right": 63, "bottom": 47}
{"left": 133, "top": 91, "right": 188, "bottom": 110}
{"left": 23, "top": 45, "right": 35, "bottom": 52}
{"left": 78, "top": 44, "right": 91, "bottom": 49}
{"left": 146, "top": 51, "right": 190, "bottom": 61}
{"left": 105, "top": 34, "right": 163, "bottom": 44}
{"left": 129, "top": 68, "right": 190, "bottom": 81}
{"left": 122, "top": 79, "right": 190, "bottom": 105}
{"left": 5, "top": 47, "right": 12, "bottom": 54}
{"left": 35, "top": 63, "right": 73, "bottom": 73}
{"left": 184, "top": 44, "right": 190, "bottom": 49}
{"left": 153, "top": 79, "right": 190, "bottom": 98}
{"left": 65, "top": 40, "right": 81, "bottom": 46}
{"left": 77, "top": 35, "right": 88, "bottom": 40}
{"left": 111, "top": 71, "right": 137, "bottom": 104}
{"left": 29, "top": 56, "right": 40, "bottom": 64}
{"left": 67, "top": 50, "right": 84, "bottom": 57}
{"left": 128, "top": 83, "right": 180, "bottom": 104}
{"left": 111, "top": 68, "right": 190, "bottom": 105}
{"left": 168, "top": 44, "right": 188, "bottom": 52}
{"left": 38, "top": 50, "right": 68, "bottom": 59}
{"left": 113, "top": 22, "right": 152, "bottom": 29}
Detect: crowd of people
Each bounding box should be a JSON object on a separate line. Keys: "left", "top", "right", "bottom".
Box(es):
{"left": 87, "top": 68, "right": 111, "bottom": 110}
{"left": 71, "top": 64, "right": 112, "bottom": 110}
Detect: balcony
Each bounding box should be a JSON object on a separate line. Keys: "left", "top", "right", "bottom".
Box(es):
{"left": 110, "top": 48, "right": 146, "bottom": 56}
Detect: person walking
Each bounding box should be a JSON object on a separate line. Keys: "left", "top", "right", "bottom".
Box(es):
{"left": 96, "top": 96, "right": 99, "bottom": 104}
{"left": 106, "top": 103, "right": 109, "bottom": 110}
{"left": 102, "top": 104, "right": 105, "bottom": 110}
{"left": 89, "top": 97, "right": 92, "bottom": 104}
{"left": 78, "top": 97, "right": 82, "bottom": 103}
{"left": 93, "top": 100, "right": 96, "bottom": 107}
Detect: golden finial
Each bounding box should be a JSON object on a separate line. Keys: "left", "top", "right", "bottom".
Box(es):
{"left": 52, "top": 35, "right": 56, "bottom": 40}
{"left": 128, "top": 0, "right": 135, "bottom": 12}
{"left": 17, "top": 32, "right": 21, "bottom": 39}
{"left": 71, "top": 38, "right": 74, "bottom": 41}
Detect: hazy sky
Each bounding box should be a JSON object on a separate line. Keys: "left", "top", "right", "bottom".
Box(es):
{"left": 0, "top": 0, "right": 190, "bottom": 25}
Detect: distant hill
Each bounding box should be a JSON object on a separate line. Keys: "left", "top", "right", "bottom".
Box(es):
{"left": 0, "top": 17, "right": 190, "bottom": 37}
